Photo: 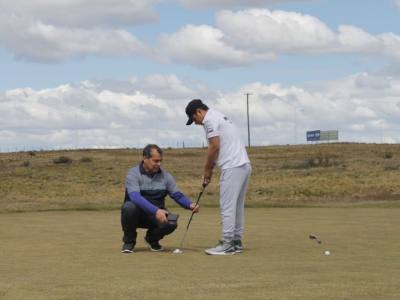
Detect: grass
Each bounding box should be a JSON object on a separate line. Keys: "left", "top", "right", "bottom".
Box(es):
{"left": 1, "top": 143, "right": 400, "bottom": 212}
{"left": 0, "top": 207, "right": 399, "bottom": 299}
{"left": 1, "top": 144, "right": 399, "bottom": 299}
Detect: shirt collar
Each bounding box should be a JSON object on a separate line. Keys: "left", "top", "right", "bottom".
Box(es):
{"left": 139, "top": 161, "right": 161, "bottom": 177}
{"left": 202, "top": 108, "right": 212, "bottom": 124}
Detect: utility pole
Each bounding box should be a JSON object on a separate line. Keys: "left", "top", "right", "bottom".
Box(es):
{"left": 294, "top": 107, "right": 297, "bottom": 145}
{"left": 245, "top": 93, "right": 252, "bottom": 148}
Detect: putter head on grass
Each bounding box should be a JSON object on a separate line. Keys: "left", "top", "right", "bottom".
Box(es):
{"left": 309, "top": 234, "right": 322, "bottom": 244}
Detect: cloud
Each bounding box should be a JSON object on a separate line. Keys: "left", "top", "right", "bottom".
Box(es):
{"left": 158, "top": 24, "right": 275, "bottom": 68}
{"left": 217, "top": 9, "right": 385, "bottom": 54}
{"left": 0, "top": 0, "right": 159, "bottom": 28}
{"left": 2, "top": 2, "right": 400, "bottom": 66}
{"left": 1, "top": 72, "right": 400, "bottom": 151}
{"left": 0, "top": 0, "right": 156, "bottom": 62}
{"left": 208, "top": 73, "right": 400, "bottom": 145}
{"left": 0, "top": 75, "right": 210, "bottom": 150}
{"left": 180, "top": 0, "right": 309, "bottom": 9}
{"left": 157, "top": 9, "right": 400, "bottom": 68}
{"left": 379, "top": 32, "right": 400, "bottom": 60}
{"left": 395, "top": 0, "right": 400, "bottom": 8}
{"left": 0, "top": 19, "right": 149, "bottom": 62}
{"left": 217, "top": 9, "right": 337, "bottom": 54}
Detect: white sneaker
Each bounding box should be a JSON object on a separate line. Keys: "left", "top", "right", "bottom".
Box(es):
{"left": 205, "top": 240, "right": 236, "bottom": 255}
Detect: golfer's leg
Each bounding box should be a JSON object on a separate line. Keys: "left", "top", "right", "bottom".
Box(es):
{"left": 121, "top": 201, "right": 141, "bottom": 244}
{"left": 146, "top": 217, "right": 177, "bottom": 242}
{"left": 220, "top": 168, "right": 241, "bottom": 242}
{"left": 234, "top": 164, "right": 252, "bottom": 240}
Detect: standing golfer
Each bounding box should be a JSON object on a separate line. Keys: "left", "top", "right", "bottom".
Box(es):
{"left": 185, "top": 99, "right": 251, "bottom": 255}
{"left": 121, "top": 144, "right": 199, "bottom": 253}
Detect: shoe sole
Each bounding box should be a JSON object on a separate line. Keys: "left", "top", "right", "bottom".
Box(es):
{"left": 205, "top": 250, "right": 235, "bottom": 255}
{"left": 149, "top": 248, "right": 164, "bottom": 252}
{"left": 121, "top": 249, "right": 133, "bottom": 253}
{"left": 235, "top": 247, "right": 243, "bottom": 253}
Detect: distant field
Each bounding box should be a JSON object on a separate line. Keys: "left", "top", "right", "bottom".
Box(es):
{"left": 1, "top": 143, "right": 400, "bottom": 212}
{"left": 0, "top": 208, "right": 399, "bottom": 300}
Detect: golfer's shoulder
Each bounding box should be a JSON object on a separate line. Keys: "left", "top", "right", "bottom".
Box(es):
{"left": 204, "top": 109, "right": 221, "bottom": 126}
{"left": 126, "top": 165, "right": 141, "bottom": 178}
{"left": 160, "top": 168, "right": 175, "bottom": 181}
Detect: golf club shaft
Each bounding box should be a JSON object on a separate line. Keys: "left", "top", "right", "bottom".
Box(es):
{"left": 186, "top": 186, "right": 205, "bottom": 230}
{"left": 179, "top": 185, "right": 205, "bottom": 248}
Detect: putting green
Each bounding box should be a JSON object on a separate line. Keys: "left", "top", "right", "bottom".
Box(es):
{"left": 0, "top": 208, "right": 399, "bottom": 299}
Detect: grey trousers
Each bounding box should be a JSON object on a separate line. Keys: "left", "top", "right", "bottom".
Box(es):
{"left": 219, "top": 163, "right": 252, "bottom": 242}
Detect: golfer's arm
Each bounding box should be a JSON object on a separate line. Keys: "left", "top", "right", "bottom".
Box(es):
{"left": 171, "top": 191, "right": 192, "bottom": 209}
{"left": 205, "top": 136, "right": 219, "bottom": 172}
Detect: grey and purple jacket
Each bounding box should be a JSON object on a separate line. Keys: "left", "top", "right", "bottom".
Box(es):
{"left": 124, "top": 162, "right": 192, "bottom": 215}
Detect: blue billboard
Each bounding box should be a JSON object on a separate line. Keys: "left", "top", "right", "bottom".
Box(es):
{"left": 306, "top": 130, "right": 321, "bottom": 141}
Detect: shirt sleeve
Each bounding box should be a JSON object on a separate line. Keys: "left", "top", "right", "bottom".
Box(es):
{"left": 165, "top": 172, "right": 179, "bottom": 195}
{"left": 125, "top": 168, "right": 140, "bottom": 194}
{"left": 170, "top": 192, "right": 192, "bottom": 209}
{"left": 204, "top": 117, "right": 219, "bottom": 139}
{"left": 165, "top": 172, "right": 192, "bottom": 209}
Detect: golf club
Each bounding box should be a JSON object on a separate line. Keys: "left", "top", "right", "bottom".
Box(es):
{"left": 174, "top": 185, "right": 206, "bottom": 252}
{"left": 309, "top": 234, "right": 322, "bottom": 244}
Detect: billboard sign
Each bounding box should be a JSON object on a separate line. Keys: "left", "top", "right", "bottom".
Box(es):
{"left": 306, "top": 130, "right": 339, "bottom": 142}
{"left": 306, "top": 130, "right": 321, "bottom": 141}
{"left": 320, "top": 130, "right": 339, "bottom": 141}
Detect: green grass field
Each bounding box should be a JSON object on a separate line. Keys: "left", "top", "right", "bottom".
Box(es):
{"left": 1, "top": 207, "right": 399, "bottom": 300}
{"left": 1, "top": 144, "right": 399, "bottom": 299}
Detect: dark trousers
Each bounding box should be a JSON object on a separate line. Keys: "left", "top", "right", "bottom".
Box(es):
{"left": 121, "top": 201, "right": 177, "bottom": 245}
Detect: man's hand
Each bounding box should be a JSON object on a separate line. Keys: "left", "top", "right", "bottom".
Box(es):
{"left": 155, "top": 209, "right": 168, "bottom": 224}
{"left": 190, "top": 203, "right": 200, "bottom": 213}
{"left": 203, "top": 169, "right": 212, "bottom": 187}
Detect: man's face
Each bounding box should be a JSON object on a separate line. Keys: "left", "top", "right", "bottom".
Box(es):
{"left": 192, "top": 109, "right": 204, "bottom": 125}
{"left": 143, "top": 149, "right": 162, "bottom": 174}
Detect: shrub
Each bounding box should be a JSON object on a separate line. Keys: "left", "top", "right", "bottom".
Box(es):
{"left": 53, "top": 156, "right": 72, "bottom": 164}
{"left": 21, "top": 160, "right": 30, "bottom": 167}
{"left": 282, "top": 153, "right": 341, "bottom": 169}
{"left": 384, "top": 162, "right": 399, "bottom": 171}
{"left": 384, "top": 152, "right": 393, "bottom": 159}
{"left": 80, "top": 157, "right": 93, "bottom": 163}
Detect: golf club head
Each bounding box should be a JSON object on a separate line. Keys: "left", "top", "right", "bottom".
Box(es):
{"left": 309, "top": 234, "right": 322, "bottom": 244}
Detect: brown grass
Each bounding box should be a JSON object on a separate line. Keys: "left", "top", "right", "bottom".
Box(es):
{"left": 1, "top": 143, "right": 400, "bottom": 212}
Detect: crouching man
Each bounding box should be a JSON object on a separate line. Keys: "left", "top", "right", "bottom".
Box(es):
{"left": 121, "top": 144, "right": 199, "bottom": 253}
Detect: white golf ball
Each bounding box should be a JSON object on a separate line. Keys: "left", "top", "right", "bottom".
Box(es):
{"left": 324, "top": 250, "right": 331, "bottom": 256}
{"left": 173, "top": 249, "right": 183, "bottom": 254}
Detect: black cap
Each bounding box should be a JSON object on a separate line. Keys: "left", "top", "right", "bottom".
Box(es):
{"left": 185, "top": 99, "right": 208, "bottom": 125}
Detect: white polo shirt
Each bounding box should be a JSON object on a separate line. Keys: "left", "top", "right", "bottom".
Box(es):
{"left": 203, "top": 108, "right": 250, "bottom": 170}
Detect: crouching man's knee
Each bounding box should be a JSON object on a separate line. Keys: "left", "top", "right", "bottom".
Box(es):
{"left": 121, "top": 201, "right": 141, "bottom": 218}
{"left": 161, "top": 221, "right": 177, "bottom": 235}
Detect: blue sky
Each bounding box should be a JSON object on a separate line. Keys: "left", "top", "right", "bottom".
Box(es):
{"left": 1, "top": 0, "right": 400, "bottom": 151}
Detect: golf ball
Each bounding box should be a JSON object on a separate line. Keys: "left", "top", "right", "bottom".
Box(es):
{"left": 173, "top": 249, "right": 183, "bottom": 254}
{"left": 324, "top": 250, "right": 331, "bottom": 256}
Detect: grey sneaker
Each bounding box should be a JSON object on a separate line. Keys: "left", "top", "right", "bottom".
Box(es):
{"left": 205, "top": 240, "right": 236, "bottom": 255}
{"left": 233, "top": 240, "right": 243, "bottom": 253}
{"left": 121, "top": 242, "right": 134, "bottom": 253}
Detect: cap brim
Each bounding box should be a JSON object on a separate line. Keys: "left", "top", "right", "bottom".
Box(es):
{"left": 186, "top": 118, "right": 193, "bottom": 125}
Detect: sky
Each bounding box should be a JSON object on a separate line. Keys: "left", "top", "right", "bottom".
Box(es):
{"left": 1, "top": 0, "right": 400, "bottom": 151}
